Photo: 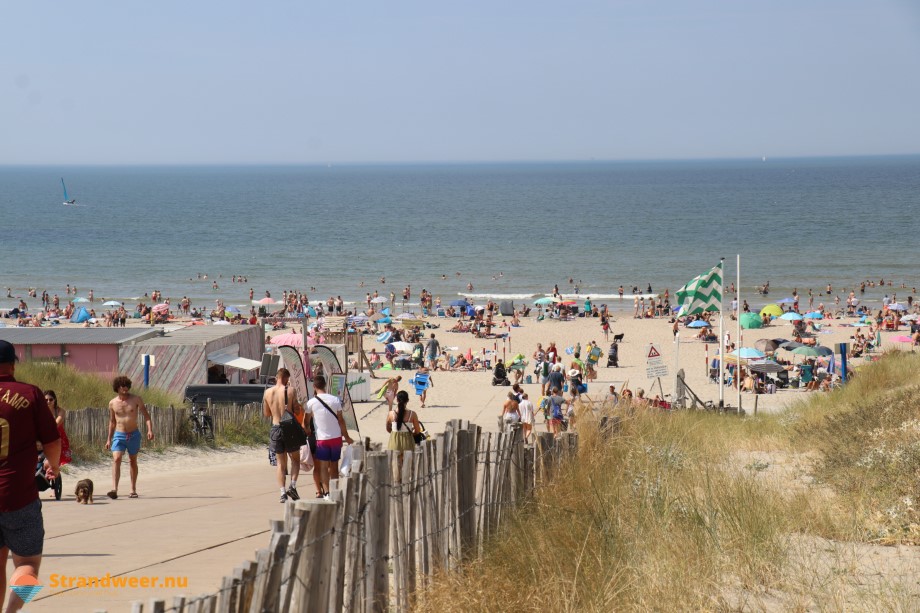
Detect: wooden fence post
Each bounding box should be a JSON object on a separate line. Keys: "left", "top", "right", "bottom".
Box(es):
{"left": 364, "top": 452, "right": 390, "bottom": 613}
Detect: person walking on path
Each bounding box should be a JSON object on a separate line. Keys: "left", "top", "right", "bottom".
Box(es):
{"left": 0, "top": 340, "right": 61, "bottom": 613}
{"left": 413, "top": 366, "right": 433, "bottom": 408}
{"left": 424, "top": 333, "right": 440, "bottom": 369}
{"left": 43, "top": 390, "right": 72, "bottom": 469}
{"left": 386, "top": 390, "right": 420, "bottom": 453}
{"left": 380, "top": 375, "right": 402, "bottom": 411}
{"left": 263, "top": 368, "right": 305, "bottom": 503}
{"left": 518, "top": 392, "right": 535, "bottom": 443}
{"left": 306, "top": 375, "right": 353, "bottom": 499}
{"left": 105, "top": 375, "right": 154, "bottom": 500}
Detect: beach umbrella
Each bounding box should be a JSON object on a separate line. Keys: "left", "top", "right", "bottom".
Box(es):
{"left": 71, "top": 297, "right": 89, "bottom": 303}
{"left": 560, "top": 300, "right": 577, "bottom": 306}
{"left": 255, "top": 297, "right": 278, "bottom": 305}
{"left": 370, "top": 296, "right": 387, "bottom": 304}
{"left": 900, "top": 313, "right": 918, "bottom": 322}
{"left": 790, "top": 346, "right": 822, "bottom": 357}
{"left": 811, "top": 345, "right": 834, "bottom": 356}
{"left": 534, "top": 297, "right": 560, "bottom": 305}
{"left": 225, "top": 306, "right": 241, "bottom": 314}
{"left": 450, "top": 299, "right": 470, "bottom": 307}
{"left": 780, "top": 312, "right": 804, "bottom": 321}
{"left": 391, "top": 341, "right": 416, "bottom": 353}
{"left": 775, "top": 297, "right": 796, "bottom": 304}
{"left": 740, "top": 312, "right": 762, "bottom": 329}
{"left": 760, "top": 304, "right": 784, "bottom": 318}
{"left": 888, "top": 303, "right": 907, "bottom": 311}
{"left": 803, "top": 312, "right": 823, "bottom": 319}
{"left": 780, "top": 341, "right": 805, "bottom": 350}
{"left": 729, "top": 347, "right": 766, "bottom": 360}
{"left": 754, "top": 339, "right": 781, "bottom": 353}
{"left": 890, "top": 335, "right": 914, "bottom": 343}
{"left": 103, "top": 300, "right": 122, "bottom": 307}
{"left": 270, "top": 332, "right": 303, "bottom": 347}
{"left": 369, "top": 312, "right": 388, "bottom": 322}
{"left": 377, "top": 316, "right": 392, "bottom": 324}
{"left": 152, "top": 303, "right": 170, "bottom": 314}
{"left": 687, "top": 320, "right": 711, "bottom": 328}
{"left": 748, "top": 360, "right": 786, "bottom": 374}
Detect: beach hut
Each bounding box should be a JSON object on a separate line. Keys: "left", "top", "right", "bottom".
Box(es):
{"left": 119, "top": 325, "right": 264, "bottom": 395}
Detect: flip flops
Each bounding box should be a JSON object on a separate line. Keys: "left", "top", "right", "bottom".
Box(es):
{"left": 129, "top": 492, "right": 139, "bottom": 498}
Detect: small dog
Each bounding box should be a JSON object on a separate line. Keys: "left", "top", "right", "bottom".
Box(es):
{"left": 612, "top": 333, "right": 625, "bottom": 343}
{"left": 75, "top": 479, "right": 94, "bottom": 504}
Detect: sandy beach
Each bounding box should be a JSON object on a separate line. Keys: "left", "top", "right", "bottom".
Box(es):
{"left": 355, "top": 310, "right": 867, "bottom": 441}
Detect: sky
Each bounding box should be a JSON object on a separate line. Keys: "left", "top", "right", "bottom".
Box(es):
{"left": 2, "top": 1, "right": 920, "bottom": 164}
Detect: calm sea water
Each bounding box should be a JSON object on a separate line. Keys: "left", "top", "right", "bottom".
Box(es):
{"left": 2, "top": 157, "right": 918, "bottom": 312}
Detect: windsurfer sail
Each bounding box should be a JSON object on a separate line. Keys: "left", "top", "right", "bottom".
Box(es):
{"left": 61, "top": 178, "right": 76, "bottom": 205}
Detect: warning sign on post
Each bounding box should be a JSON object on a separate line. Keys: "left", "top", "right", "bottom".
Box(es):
{"left": 645, "top": 344, "right": 669, "bottom": 378}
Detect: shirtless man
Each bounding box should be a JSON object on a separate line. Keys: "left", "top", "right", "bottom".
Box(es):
{"left": 105, "top": 376, "right": 154, "bottom": 499}
{"left": 262, "top": 368, "right": 305, "bottom": 503}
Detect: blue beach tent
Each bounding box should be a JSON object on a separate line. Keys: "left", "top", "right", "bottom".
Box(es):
{"left": 70, "top": 306, "right": 91, "bottom": 323}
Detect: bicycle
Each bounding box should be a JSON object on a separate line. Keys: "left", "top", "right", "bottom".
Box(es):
{"left": 189, "top": 398, "right": 215, "bottom": 440}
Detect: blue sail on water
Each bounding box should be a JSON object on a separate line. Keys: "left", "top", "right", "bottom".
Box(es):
{"left": 61, "top": 178, "right": 70, "bottom": 202}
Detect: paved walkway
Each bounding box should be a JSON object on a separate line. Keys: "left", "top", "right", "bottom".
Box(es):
{"left": 11, "top": 390, "right": 527, "bottom": 611}
{"left": 20, "top": 453, "right": 280, "bottom": 612}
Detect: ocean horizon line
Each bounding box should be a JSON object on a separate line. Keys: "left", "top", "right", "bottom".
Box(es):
{"left": 3, "top": 152, "right": 920, "bottom": 169}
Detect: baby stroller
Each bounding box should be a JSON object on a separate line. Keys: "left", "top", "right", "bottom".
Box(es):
{"left": 607, "top": 342, "right": 619, "bottom": 367}
{"left": 492, "top": 361, "right": 511, "bottom": 386}
{"left": 35, "top": 451, "right": 62, "bottom": 501}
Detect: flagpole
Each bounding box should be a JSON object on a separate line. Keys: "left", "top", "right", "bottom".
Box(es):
{"left": 719, "top": 257, "right": 725, "bottom": 408}
{"left": 737, "top": 254, "right": 742, "bottom": 414}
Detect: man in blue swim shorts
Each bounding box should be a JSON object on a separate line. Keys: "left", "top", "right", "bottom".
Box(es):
{"left": 105, "top": 376, "right": 154, "bottom": 500}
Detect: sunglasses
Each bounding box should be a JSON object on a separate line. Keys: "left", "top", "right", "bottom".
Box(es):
{"left": 45, "top": 397, "right": 55, "bottom": 402}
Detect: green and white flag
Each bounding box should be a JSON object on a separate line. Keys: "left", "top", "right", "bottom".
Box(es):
{"left": 675, "top": 263, "right": 722, "bottom": 316}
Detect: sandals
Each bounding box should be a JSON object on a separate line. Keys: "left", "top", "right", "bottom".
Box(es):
{"left": 129, "top": 492, "right": 139, "bottom": 499}
{"left": 107, "top": 490, "right": 118, "bottom": 499}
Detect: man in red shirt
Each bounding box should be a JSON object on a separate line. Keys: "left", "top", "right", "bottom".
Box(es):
{"left": 0, "top": 340, "right": 61, "bottom": 611}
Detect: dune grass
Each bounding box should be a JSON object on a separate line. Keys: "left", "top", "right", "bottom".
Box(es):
{"left": 15, "top": 361, "right": 183, "bottom": 409}
{"left": 419, "top": 351, "right": 920, "bottom": 611}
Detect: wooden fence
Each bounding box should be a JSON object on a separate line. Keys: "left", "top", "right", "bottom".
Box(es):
{"left": 65, "top": 404, "right": 263, "bottom": 447}
{"left": 116, "top": 421, "right": 579, "bottom": 613}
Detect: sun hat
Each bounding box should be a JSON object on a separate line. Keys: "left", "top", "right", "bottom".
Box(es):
{"left": 568, "top": 369, "right": 581, "bottom": 377}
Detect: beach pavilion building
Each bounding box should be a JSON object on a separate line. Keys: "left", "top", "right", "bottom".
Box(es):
{"left": 0, "top": 325, "right": 264, "bottom": 397}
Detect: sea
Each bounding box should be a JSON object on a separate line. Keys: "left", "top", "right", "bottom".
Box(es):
{"left": 1, "top": 156, "right": 918, "bottom": 314}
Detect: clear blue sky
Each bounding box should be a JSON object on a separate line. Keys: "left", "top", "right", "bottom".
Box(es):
{"left": 3, "top": 1, "right": 919, "bottom": 164}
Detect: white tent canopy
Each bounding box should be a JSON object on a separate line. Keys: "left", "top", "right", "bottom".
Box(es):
{"left": 208, "top": 346, "right": 262, "bottom": 371}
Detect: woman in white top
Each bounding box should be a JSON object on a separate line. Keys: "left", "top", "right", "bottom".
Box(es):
{"left": 386, "top": 390, "right": 421, "bottom": 452}
{"left": 517, "top": 392, "right": 535, "bottom": 443}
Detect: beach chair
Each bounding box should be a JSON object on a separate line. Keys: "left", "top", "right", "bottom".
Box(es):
{"left": 410, "top": 372, "right": 431, "bottom": 396}
{"left": 436, "top": 307, "right": 446, "bottom": 318}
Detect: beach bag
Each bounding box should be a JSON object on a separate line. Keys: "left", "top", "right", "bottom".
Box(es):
{"left": 299, "top": 443, "right": 314, "bottom": 473}
{"left": 280, "top": 410, "right": 308, "bottom": 448}
{"left": 414, "top": 421, "right": 431, "bottom": 445}
{"left": 279, "top": 389, "right": 307, "bottom": 448}
{"left": 339, "top": 445, "right": 354, "bottom": 477}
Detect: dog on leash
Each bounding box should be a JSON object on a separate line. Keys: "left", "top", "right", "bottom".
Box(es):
{"left": 75, "top": 479, "right": 94, "bottom": 504}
